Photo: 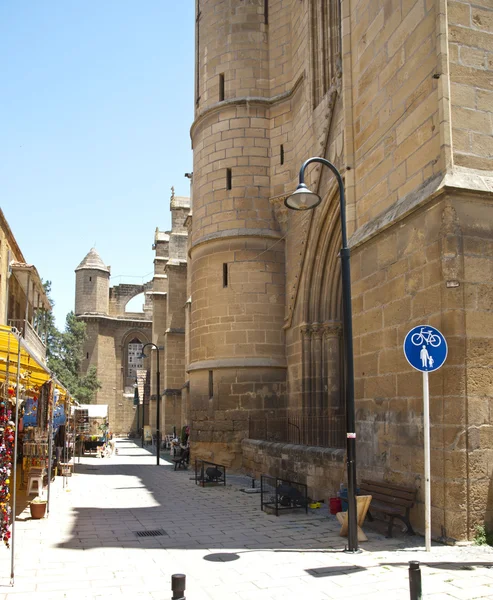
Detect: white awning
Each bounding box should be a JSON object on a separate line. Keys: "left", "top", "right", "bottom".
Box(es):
{"left": 71, "top": 404, "right": 108, "bottom": 418}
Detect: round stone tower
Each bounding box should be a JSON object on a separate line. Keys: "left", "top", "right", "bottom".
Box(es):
{"left": 75, "top": 248, "right": 110, "bottom": 316}
{"left": 189, "top": 0, "right": 286, "bottom": 466}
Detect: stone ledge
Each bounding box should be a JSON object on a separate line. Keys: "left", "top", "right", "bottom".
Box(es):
{"left": 190, "top": 229, "right": 284, "bottom": 253}
{"left": 77, "top": 314, "right": 152, "bottom": 325}
{"left": 350, "top": 167, "right": 493, "bottom": 250}
{"left": 190, "top": 73, "right": 304, "bottom": 139}
{"left": 188, "top": 357, "right": 287, "bottom": 371}
{"left": 242, "top": 438, "right": 345, "bottom": 462}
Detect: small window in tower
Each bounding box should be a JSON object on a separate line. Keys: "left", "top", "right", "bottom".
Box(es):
{"left": 264, "top": 0, "right": 268, "bottom": 24}
{"left": 226, "top": 168, "right": 232, "bottom": 190}
{"left": 280, "top": 144, "right": 284, "bottom": 165}
{"left": 223, "top": 263, "right": 228, "bottom": 288}
{"left": 219, "top": 73, "right": 225, "bottom": 101}
{"left": 89, "top": 276, "right": 92, "bottom": 282}
{"left": 86, "top": 352, "right": 89, "bottom": 359}
{"left": 209, "top": 370, "right": 214, "bottom": 399}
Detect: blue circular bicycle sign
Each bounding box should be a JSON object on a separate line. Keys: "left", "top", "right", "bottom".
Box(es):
{"left": 403, "top": 325, "right": 448, "bottom": 372}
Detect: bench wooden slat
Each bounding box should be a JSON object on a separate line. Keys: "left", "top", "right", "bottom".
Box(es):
{"left": 360, "top": 483, "right": 415, "bottom": 503}
{"left": 362, "top": 483, "right": 415, "bottom": 502}
{"left": 363, "top": 481, "right": 416, "bottom": 500}
{"left": 362, "top": 479, "right": 416, "bottom": 496}
{"left": 360, "top": 488, "right": 413, "bottom": 508}
{"left": 369, "top": 500, "right": 406, "bottom": 516}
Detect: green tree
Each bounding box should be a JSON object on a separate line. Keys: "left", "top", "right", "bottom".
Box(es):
{"left": 40, "top": 281, "right": 60, "bottom": 360}
{"left": 43, "top": 282, "right": 101, "bottom": 403}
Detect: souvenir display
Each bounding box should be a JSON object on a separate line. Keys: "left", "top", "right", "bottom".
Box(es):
{"left": 0, "top": 395, "right": 13, "bottom": 548}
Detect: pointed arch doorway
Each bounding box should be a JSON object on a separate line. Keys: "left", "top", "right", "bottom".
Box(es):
{"left": 298, "top": 183, "right": 345, "bottom": 448}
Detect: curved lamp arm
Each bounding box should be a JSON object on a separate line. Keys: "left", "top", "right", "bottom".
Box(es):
{"left": 297, "top": 157, "right": 348, "bottom": 250}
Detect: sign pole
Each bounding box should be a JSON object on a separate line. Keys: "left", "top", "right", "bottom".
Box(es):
{"left": 404, "top": 324, "right": 447, "bottom": 551}
{"left": 423, "top": 370, "right": 431, "bottom": 552}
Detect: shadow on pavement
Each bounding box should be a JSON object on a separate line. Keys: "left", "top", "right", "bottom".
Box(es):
{"left": 306, "top": 565, "right": 367, "bottom": 577}
{"left": 55, "top": 441, "right": 441, "bottom": 557}
{"left": 54, "top": 444, "right": 348, "bottom": 553}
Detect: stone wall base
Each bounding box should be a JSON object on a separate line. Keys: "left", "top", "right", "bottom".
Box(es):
{"left": 192, "top": 441, "right": 243, "bottom": 469}
{"left": 241, "top": 439, "right": 346, "bottom": 502}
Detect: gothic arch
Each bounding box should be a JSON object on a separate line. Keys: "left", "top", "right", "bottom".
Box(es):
{"left": 297, "top": 182, "right": 345, "bottom": 447}
{"left": 125, "top": 292, "right": 145, "bottom": 313}
{"left": 121, "top": 329, "right": 151, "bottom": 386}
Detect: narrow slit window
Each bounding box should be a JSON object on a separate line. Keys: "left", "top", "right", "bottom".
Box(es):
{"left": 280, "top": 144, "right": 284, "bottom": 165}
{"left": 89, "top": 276, "right": 92, "bottom": 282}
{"left": 264, "top": 0, "right": 268, "bottom": 24}
{"left": 223, "top": 263, "right": 228, "bottom": 288}
{"left": 86, "top": 352, "right": 89, "bottom": 359}
{"left": 209, "top": 370, "right": 214, "bottom": 398}
{"left": 219, "top": 73, "right": 225, "bottom": 101}
{"left": 226, "top": 168, "right": 232, "bottom": 190}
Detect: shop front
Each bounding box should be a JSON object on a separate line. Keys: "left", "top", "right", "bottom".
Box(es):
{"left": 0, "top": 324, "right": 75, "bottom": 583}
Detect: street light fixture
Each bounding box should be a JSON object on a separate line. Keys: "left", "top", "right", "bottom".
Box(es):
{"left": 285, "top": 156, "right": 359, "bottom": 553}
{"left": 141, "top": 343, "right": 164, "bottom": 466}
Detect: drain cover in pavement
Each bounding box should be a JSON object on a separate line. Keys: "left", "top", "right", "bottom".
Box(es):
{"left": 134, "top": 529, "right": 168, "bottom": 538}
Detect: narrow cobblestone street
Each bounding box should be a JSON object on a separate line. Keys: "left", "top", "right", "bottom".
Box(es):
{"left": 0, "top": 439, "right": 492, "bottom": 599}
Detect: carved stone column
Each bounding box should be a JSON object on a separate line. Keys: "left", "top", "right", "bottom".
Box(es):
{"left": 323, "top": 321, "right": 343, "bottom": 447}
{"left": 312, "top": 323, "right": 323, "bottom": 446}
{"left": 300, "top": 324, "right": 312, "bottom": 415}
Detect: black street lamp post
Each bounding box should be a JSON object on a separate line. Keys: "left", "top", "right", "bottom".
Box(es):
{"left": 285, "top": 157, "right": 359, "bottom": 553}
{"left": 133, "top": 380, "right": 140, "bottom": 444}
{"left": 133, "top": 379, "right": 144, "bottom": 449}
{"left": 141, "top": 343, "right": 163, "bottom": 466}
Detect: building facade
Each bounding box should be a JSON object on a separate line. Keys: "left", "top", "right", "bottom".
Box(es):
{"left": 187, "top": 0, "right": 493, "bottom": 541}
{"left": 0, "top": 209, "right": 50, "bottom": 363}
{"left": 75, "top": 192, "right": 190, "bottom": 438}
{"left": 74, "top": 247, "right": 153, "bottom": 435}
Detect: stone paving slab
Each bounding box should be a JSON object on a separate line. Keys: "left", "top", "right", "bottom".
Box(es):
{"left": 0, "top": 439, "right": 490, "bottom": 599}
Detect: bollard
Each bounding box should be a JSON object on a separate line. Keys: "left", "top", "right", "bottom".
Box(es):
{"left": 171, "top": 573, "right": 186, "bottom": 600}
{"left": 409, "top": 561, "right": 422, "bottom": 600}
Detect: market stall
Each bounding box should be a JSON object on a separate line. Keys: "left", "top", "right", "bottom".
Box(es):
{"left": 72, "top": 404, "right": 108, "bottom": 456}
{"left": 0, "top": 324, "right": 74, "bottom": 584}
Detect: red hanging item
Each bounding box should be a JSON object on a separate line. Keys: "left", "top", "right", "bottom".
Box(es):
{"left": 0, "top": 399, "right": 13, "bottom": 547}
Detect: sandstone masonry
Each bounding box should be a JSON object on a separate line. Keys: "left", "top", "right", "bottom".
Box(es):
{"left": 187, "top": 0, "right": 493, "bottom": 542}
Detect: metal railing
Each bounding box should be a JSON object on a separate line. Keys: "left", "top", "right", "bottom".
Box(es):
{"left": 9, "top": 319, "right": 47, "bottom": 362}
{"left": 249, "top": 409, "right": 345, "bottom": 449}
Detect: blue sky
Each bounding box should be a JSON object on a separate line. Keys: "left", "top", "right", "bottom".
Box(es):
{"left": 1, "top": 1, "right": 195, "bottom": 327}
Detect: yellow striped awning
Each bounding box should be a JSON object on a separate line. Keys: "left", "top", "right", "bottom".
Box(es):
{"left": 0, "top": 325, "right": 71, "bottom": 402}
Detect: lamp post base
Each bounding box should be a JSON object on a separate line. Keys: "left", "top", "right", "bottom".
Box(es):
{"left": 343, "top": 546, "right": 363, "bottom": 554}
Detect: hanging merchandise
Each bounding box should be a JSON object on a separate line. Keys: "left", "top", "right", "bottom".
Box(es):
{"left": 22, "top": 395, "right": 38, "bottom": 428}
{"left": 37, "top": 382, "right": 50, "bottom": 431}
{"left": 0, "top": 397, "right": 14, "bottom": 548}
{"left": 53, "top": 390, "right": 66, "bottom": 430}
{"left": 0, "top": 325, "right": 75, "bottom": 585}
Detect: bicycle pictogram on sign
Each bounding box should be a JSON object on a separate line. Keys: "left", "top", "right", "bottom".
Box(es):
{"left": 410, "top": 327, "right": 442, "bottom": 348}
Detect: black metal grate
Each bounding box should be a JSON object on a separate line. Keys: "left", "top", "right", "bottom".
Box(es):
{"left": 134, "top": 529, "right": 167, "bottom": 538}
{"left": 260, "top": 475, "right": 308, "bottom": 517}
{"left": 249, "top": 409, "right": 345, "bottom": 449}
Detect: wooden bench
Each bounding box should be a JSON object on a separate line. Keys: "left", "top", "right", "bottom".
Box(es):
{"left": 172, "top": 448, "right": 190, "bottom": 471}
{"left": 360, "top": 479, "right": 416, "bottom": 538}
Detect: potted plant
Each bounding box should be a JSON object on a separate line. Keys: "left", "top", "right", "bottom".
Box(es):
{"left": 29, "top": 496, "right": 47, "bottom": 519}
